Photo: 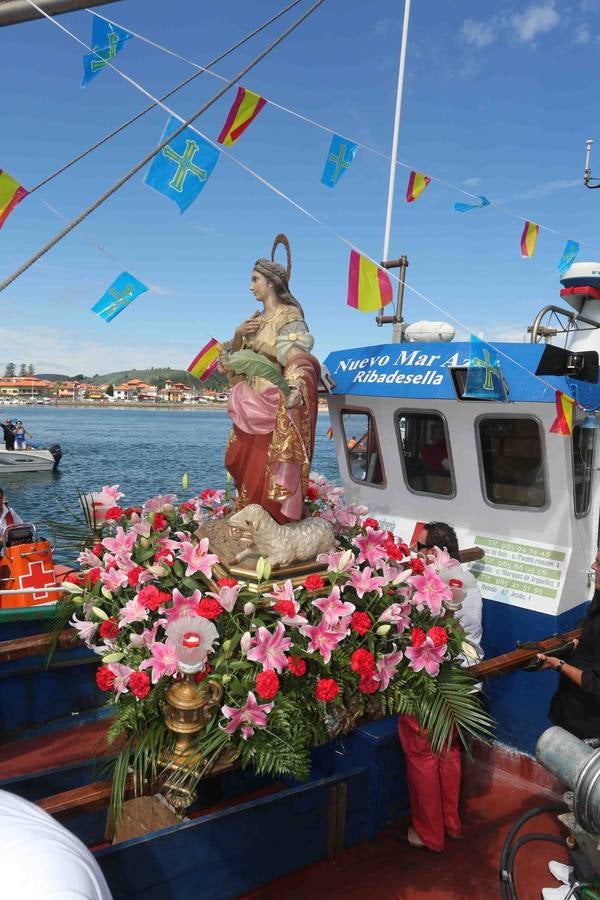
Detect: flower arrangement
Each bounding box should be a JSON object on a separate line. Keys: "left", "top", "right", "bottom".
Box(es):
{"left": 57, "top": 475, "right": 492, "bottom": 816}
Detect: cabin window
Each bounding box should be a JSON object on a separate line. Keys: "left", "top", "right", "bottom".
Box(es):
{"left": 395, "top": 412, "right": 455, "bottom": 497}
{"left": 572, "top": 424, "right": 595, "bottom": 517}
{"left": 340, "top": 409, "right": 385, "bottom": 485}
{"left": 478, "top": 417, "right": 546, "bottom": 508}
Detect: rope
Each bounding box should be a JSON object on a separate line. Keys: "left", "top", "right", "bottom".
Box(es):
{"left": 0, "top": 0, "right": 325, "bottom": 296}
{"left": 27, "top": 0, "right": 306, "bottom": 194}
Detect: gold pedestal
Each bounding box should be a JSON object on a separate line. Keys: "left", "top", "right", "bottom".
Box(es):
{"left": 211, "top": 557, "right": 328, "bottom": 595}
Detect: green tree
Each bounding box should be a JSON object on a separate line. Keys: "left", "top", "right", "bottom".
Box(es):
{"left": 27, "top": 364, "right": 34, "bottom": 376}
{"left": 19, "top": 363, "right": 27, "bottom": 377}
{"left": 106, "top": 383, "right": 114, "bottom": 397}
{"left": 4, "top": 363, "right": 15, "bottom": 377}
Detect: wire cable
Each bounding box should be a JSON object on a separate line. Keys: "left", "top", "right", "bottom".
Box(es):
{"left": 27, "top": 0, "right": 306, "bottom": 194}
{"left": 0, "top": 0, "right": 325, "bottom": 296}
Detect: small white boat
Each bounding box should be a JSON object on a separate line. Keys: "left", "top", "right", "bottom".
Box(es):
{"left": 0, "top": 443, "right": 62, "bottom": 472}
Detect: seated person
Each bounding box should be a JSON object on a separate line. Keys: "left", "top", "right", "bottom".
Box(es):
{"left": 0, "top": 488, "right": 23, "bottom": 545}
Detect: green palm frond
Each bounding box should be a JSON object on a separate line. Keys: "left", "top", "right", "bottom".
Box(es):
{"left": 416, "top": 666, "right": 495, "bottom": 755}
{"left": 225, "top": 349, "right": 290, "bottom": 396}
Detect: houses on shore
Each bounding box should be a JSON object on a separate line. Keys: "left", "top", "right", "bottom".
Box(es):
{"left": 0, "top": 376, "right": 229, "bottom": 405}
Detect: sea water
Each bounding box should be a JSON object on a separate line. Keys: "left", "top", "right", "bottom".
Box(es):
{"left": 0, "top": 406, "right": 340, "bottom": 526}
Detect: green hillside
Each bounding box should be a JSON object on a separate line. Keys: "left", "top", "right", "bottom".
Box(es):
{"left": 92, "top": 367, "right": 228, "bottom": 391}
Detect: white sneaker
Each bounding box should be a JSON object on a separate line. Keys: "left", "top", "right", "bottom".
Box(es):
{"left": 541, "top": 886, "right": 572, "bottom": 900}
{"left": 548, "top": 860, "right": 574, "bottom": 885}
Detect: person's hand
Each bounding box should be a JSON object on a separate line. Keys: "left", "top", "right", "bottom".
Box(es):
{"left": 284, "top": 386, "right": 303, "bottom": 409}
{"left": 536, "top": 653, "right": 562, "bottom": 671}
{"left": 235, "top": 313, "right": 261, "bottom": 338}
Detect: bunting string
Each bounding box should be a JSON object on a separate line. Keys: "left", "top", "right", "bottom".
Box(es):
{"left": 89, "top": 7, "right": 600, "bottom": 256}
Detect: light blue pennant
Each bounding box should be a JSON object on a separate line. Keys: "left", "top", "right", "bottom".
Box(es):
{"left": 464, "top": 336, "right": 507, "bottom": 401}
{"left": 557, "top": 240, "right": 580, "bottom": 276}
{"left": 82, "top": 15, "right": 134, "bottom": 87}
{"left": 92, "top": 272, "right": 148, "bottom": 322}
{"left": 321, "top": 135, "right": 358, "bottom": 188}
{"left": 144, "top": 117, "right": 220, "bottom": 213}
{"left": 454, "top": 196, "right": 489, "bottom": 213}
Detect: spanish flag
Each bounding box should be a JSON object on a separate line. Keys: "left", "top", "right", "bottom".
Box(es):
{"left": 188, "top": 338, "right": 221, "bottom": 382}
{"left": 326, "top": 426, "right": 333, "bottom": 440}
{"left": 0, "top": 169, "right": 27, "bottom": 229}
{"left": 520, "top": 220, "right": 539, "bottom": 258}
{"left": 347, "top": 251, "right": 394, "bottom": 313}
{"left": 217, "top": 87, "right": 267, "bottom": 146}
{"left": 550, "top": 391, "right": 575, "bottom": 435}
{"left": 405, "top": 170, "right": 431, "bottom": 203}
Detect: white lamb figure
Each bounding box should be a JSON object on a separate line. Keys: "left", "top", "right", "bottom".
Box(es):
{"left": 228, "top": 504, "right": 335, "bottom": 568}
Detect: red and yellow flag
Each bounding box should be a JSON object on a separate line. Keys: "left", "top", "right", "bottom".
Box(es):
{"left": 405, "top": 170, "right": 431, "bottom": 203}
{"left": 187, "top": 338, "right": 221, "bottom": 382}
{"left": 549, "top": 391, "right": 575, "bottom": 435}
{"left": 0, "top": 169, "right": 27, "bottom": 229}
{"left": 326, "top": 426, "right": 333, "bottom": 440}
{"left": 217, "top": 87, "right": 267, "bottom": 146}
{"left": 347, "top": 250, "right": 393, "bottom": 313}
{"left": 520, "top": 220, "right": 539, "bottom": 258}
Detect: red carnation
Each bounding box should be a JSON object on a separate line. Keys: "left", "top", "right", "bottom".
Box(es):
{"left": 84, "top": 567, "right": 102, "bottom": 585}
{"left": 137, "top": 585, "right": 169, "bottom": 612}
{"left": 363, "top": 517, "right": 380, "bottom": 530}
{"left": 151, "top": 513, "right": 168, "bottom": 531}
{"left": 197, "top": 598, "right": 222, "bottom": 620}
{"left": 154, "top": 547, "right": 174, "bottom": 566}
{"left": 359, "top": 674, "right": 379, "bottom": 694}
{"left": 315, "top": 678, "right": 340, "bottom": 702}
{"left": 179, "top": 501, "right": 196, "bottom": 513}
{"left": 351, "top": 611, "right": 372, "bottom": 635}
{"left": 96, "top": 665, "right": 115, "bottom": 691}
{"left": 63, "top": 572, "right": 82, "bottom": 586}
{"left": 194, "top": 664, "right": 212, "bottom": 683}
{"left": 427, "top": 626, "right": 448, "bottom": 648}
{"left": 217, "top": 577, "right": 238, "bottom": 589}
{"left": 350, "top": 647, "right": 376, "bottom": 677}
{"left": 127, "top": 566, "right": 146, "bottom": 587}
{"left": 288, "top": 656, "right": 306, "bottom": 677}
{"left": 306, "top": 485, "right": 319, "bottom": 502}
{"left": 256, "top": 671, "right": 280, "bottom": 700}
{"left": 384, "top": 539, "right": 403, "bottom": 561}
{"left": 129, "top": 671, "right": 151, "bottom": 700}
{"left": 125, "top": 506, "right": 142, "bottom": 517}
{"left": 274, "top": 599, "right": 296, "bottom": 617}
{"left": 397, "top": 542, "right": 410, "bottom": 558}
{"left": 104, "top": 506, "right": 123, "bottom": 521}
{"left": 303, "top": 574, "right": 325, "bottom": 591}
{"left": 410, "top": 557, "right": 425, "bottom": 575}
{"left": 92, "top": 543, "right": 104, "bottom": 557}
{"left": 99, "top": 618, "right": 119, "bottom": 640}
{"left": 411, "top": 627, "right": 426, "bottom": 648}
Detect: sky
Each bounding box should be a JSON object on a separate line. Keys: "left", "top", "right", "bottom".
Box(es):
{"left": 1, "top": 0, "right": 600, "bottom": 375}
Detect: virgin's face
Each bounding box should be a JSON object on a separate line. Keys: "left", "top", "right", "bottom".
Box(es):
{"left": 250, "top": 270, "right": 270, "bottom": 303}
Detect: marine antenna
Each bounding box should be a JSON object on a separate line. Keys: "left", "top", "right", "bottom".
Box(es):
{"left": 584, "top": 139, "right": 600, "bottom": 189}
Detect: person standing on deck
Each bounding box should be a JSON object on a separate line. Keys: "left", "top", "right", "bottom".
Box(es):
{"left": 398, "top": 521, "right": 483, "bottom": 851}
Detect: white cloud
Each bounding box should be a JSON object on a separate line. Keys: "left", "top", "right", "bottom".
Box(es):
{"left": 575, "top": 23, "right": 591, "bottom": 43}
{"left": 463, "top": 177, "right": 481, "bottom": 188}
{"left": 460, "top": 17, "right": 499, "bottom": 48}
{"left": 372, "top": 18, "right": 398, "bottom": 37}
{"left": 510, "top": 3, "right": 560, "bottom": 44}
{"left": 514, "top": 178, "right": 580, "bottom": 200}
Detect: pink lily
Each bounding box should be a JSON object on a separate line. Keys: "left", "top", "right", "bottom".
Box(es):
{"left": 409, "top": 566, "right": 453, "bottom": 616}
{"left": 316, "top": 549, "right": 356, "bottom": 573}
{"left": 206, "top": 583, "right": 242, "bottom": 613}
{"left": 273, "top": 598, "right": 308, "bottom": 629}
{"left": 98, "top": 484, "right": 125, "bottom": 505}
{"left": 353, "top": 527, "right": 389, "bottom": 567}
{"left": 301, "top": 620, "right": 347, "bottom": 664}
{"left": 221, "top": 691, "right": 274, "bottom": 740}
{"left": 144, "top": 494, "right": 177, "bottom": 512}
{"left": 378, "top": 602, "right": 412, "bottom": 633}
{"left": 200, "top": 488, "right": 225, "bottom": 509}
{"left": 246, "top": 622, "right": 292, "bottom": 672}
{"left": 78, "top": 548, "right": 103, "bottom": 568}
{"left": 102, "top": 527, "right": 136, "bottom": 556}
{"left": 312, "top": 585, "right": 355, "bottom": 624}
{"left": 264, "top": 579, "right": 296, "bottom": 605}
{"left": 139, "top": 640, "right": 179, "bottom": 683}
{"left": 118, "top": 598, "right": 149, "bottom": 626}
{"left": 100, "top": 566, "right": 129, "bottom": 592}
{"left": 128, "top": 621, "right": 161, "bottom": 649}
{"left": 129, "top": 518, "right": 152, "bottom": 539}
{"left": 162, "top": 588, "right": 202, "bottom": 624}
{"left": 69, "top": 615, "right": 97, "bottom": 646}
{"left": 107, "top": 662, "right": 134, "bottom": 698}
{"left": 426, "top": 545, "right": 461, "bottom": 571}
{"left": 347, "top": 566, "right": 387, "bottom": 599}
{"left": 375, "top": 648, "right": 404, "bottom": 691}
{"left": 405, "top": 636, "right": 447, "bottom": 677}
{"left": 177, "top": 538, "right": 219, "bottom": 578}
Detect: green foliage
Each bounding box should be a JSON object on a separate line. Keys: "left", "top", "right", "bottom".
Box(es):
{"left": 224, "top": 350, "right": 290, "bottom": 396}
{"left": 415, "top": 665, "right": 495, "bottom": 754}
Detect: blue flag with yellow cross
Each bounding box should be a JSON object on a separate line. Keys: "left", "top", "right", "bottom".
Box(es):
{"left": 144, "top": 117, "right": 220, "bottom": 213}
